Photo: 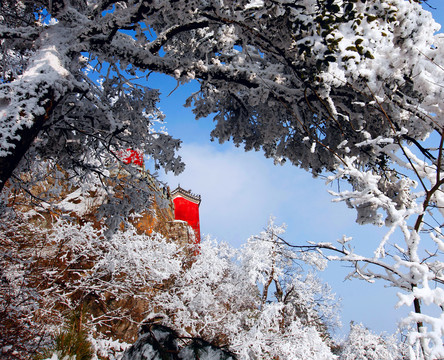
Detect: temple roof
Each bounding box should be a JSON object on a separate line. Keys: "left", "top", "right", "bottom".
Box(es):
{"left": 171, "top": 186, "right": 201, "bottom": 205}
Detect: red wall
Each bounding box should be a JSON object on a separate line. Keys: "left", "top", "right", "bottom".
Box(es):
{"left": 173, "top": 197, "right": 201, "bottom": 243}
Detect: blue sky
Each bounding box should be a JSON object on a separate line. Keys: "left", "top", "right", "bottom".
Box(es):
{"left": 148, "top": 2, "right": 444, "bottom": 339}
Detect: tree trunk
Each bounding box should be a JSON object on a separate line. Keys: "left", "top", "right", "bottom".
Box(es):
{"left": 0, "top": 92, "right": 56, "bottom": 193}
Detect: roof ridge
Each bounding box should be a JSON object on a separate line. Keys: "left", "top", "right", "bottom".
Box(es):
{"left": 171, "top": 185, "right": 201, "bottom": 203}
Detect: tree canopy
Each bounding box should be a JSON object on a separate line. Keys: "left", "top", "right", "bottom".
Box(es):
{"left": 1, "top": 0, "right": 442, "bottom": 193}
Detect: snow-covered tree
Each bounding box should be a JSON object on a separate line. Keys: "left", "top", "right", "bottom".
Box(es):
{"left": 149, "top": 219, "right": 339, "bottom": 359}
{"left": 148, "top": 238, "right": 256, "bottom": 347}
{"left": 232, "top": 219, "right": 338, "bottom": 359}
{"left": 240, "top": 218, "right": 339, "bottom": 339}
{"left": 1, "top": 0, "right": 442, "bottom": 194}
{"left": 287, "top": 134, "right": 444, "bottom": 359}
{"left": 339, "top": 322, "right": 406, "bottom": 360}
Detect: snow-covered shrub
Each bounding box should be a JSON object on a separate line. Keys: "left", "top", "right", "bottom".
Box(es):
{"left": 339, "top": 322, "right": 406, "bottom": 360}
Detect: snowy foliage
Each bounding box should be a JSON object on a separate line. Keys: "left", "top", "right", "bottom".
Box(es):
{"left": 1, "top": 0, "right": 443, "bottom": 190}
{"left": 0, "top": 207, "right": 182, "bottom": 359}
{"left": 339, "top": 322, "right": 407, "bottom": 360}
{"left": 149, "top": 219, "right": 339, "bottom": 359}
{"left": 1, "top": 206, "right": 341, "bottom": 359}
{"left": 240, "top": 218, "right": 339, "bottom": 335}
{"left": 295, "top": 132, "right": 444, "bottom": 359}
{"left": 2, "top": 1, "right": 444, "bottom": 359}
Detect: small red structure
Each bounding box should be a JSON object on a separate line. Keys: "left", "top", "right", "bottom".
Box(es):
{"left": 119, "top": 149, "right": 144, "bottom": 167}
{"left": 171, "top": 186, "right": 201, "bottom": 243}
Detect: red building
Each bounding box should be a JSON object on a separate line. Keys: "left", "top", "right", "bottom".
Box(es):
{"left": 171, "top": 186, "right": 201, "bottom": 243}
{"left": 118, "top": 149, "right": 144, "bottom": 167}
